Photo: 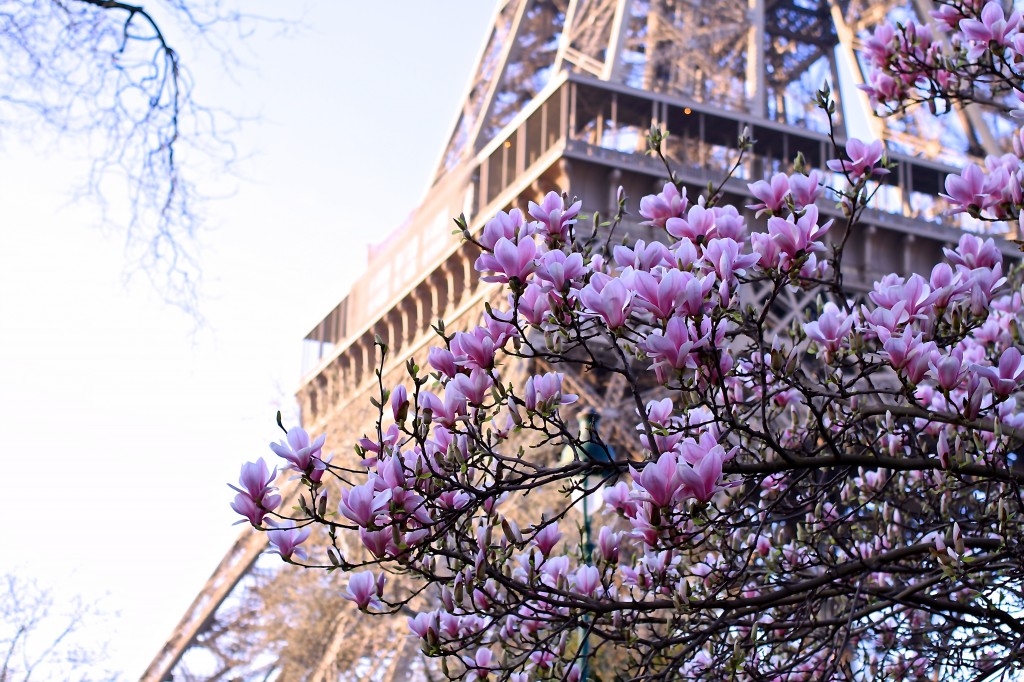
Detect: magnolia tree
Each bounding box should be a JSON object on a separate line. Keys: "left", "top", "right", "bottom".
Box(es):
{"left": 230, "top": 2, "right": 1024, "bottom": 680}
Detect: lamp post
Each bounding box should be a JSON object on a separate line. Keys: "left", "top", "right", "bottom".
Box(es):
{"left": 560, "top": 409, "right": 616, "bottom": 681}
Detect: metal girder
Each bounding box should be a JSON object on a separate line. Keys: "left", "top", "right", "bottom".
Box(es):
{"left": 830, "top": 0, "right": 888, "bottom": 141}
{"left": 434, "top": 0, "right": 523, "bottom": 182}
{"left": 465, "top": 0, "right": 533, "bottom": 151}
{"left": 766, "top": 0, "right": 838, "bottom": 47}
{"left": 140, "top": 520, "right": 280, "bottom": 681}
{"left": 434, "top": 0, "right": 1001, "bottom": 177}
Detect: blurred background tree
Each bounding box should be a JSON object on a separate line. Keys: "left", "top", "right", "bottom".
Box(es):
{"left": 0, "top": 572, "right": 117, "bottom": 682}
{"left": 0, "top": 1, "right": 261, "bottom": 311}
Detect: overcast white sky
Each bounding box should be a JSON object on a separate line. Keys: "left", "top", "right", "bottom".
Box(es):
{"left": 0, "top": 2, "right": 494, "bottom": 677}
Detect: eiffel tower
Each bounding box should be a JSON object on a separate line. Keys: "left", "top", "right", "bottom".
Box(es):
{"left": 144, "top": 1, "right": 1015, "bottom": 679}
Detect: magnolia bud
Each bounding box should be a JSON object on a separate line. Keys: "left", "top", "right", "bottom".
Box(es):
{"left": 501, "top": 517, "right": 523, "bottom": 544}
{"left": 953, "top": 522, "right": 965, "bottom": 557}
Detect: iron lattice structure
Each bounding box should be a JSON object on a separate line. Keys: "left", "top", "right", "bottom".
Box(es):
{"left": 146, "top": 1, "right": 1016, "bottom": 680}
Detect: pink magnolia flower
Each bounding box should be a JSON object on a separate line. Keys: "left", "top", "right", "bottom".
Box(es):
{"left": 751, "top": 230, "right": 782, "bottom": 269}
{"left": 667, "top": 204, "right": 717, "bottom": 242}
{"left": 356, "top": 426, "right": 400, "bottom": 469}
{"left": 929, "top": 350, "right": 968, "bottom": 392}
{"left": 428, "top": 346, "right": 459, "bottom": 378}
{"left": 931, "top": 4, "right": 965, "bottom": 30}
{"left": 529, "top": 650, "right": 557, "bottom": 669}
{"left": 408, "top": 611, "right": 439, "bottom": 642}
{"left": 630, "top": 451, "right": 681, "bottom": 507}
{"left": 941, "top": 163, "right": 989, "bottom": 214}
{"left": 451, "top": 328, "right": 498, "bottom": 370}
{"left": 677, "top": 271, "right": 715, "bottom": 317}
{"left": 863, "top": 23, "right": 897, "bottom": 63}
{"left": 960, "top": 2, "right": 1021, "bottom": 47}
{"left": 598, "top": 526, "right": 621, "bottom": 563}
{"left": 479, "top": 208, "right": 529, "bottom": 250}
{"left": 418, "top": 389, "right": 467, "bottom": 427}
{"left": 645, "top": 317, "right": 710, "bottom": 381}
{"left": 267, "top": 526, "right": 311, "bottom": 561}
{"left": 631, "top": 269, "right": 693, "bottom": 320}
{"left": 626, "top": 510, "right": 664, "bottom": 548}
{"left": 860, "top": 299, "right": 909, "bottom": 339}
{"left": 711, "top": 205, "right": 747, "bottom": 242}
{"left": 747, "top": 173, "right": 791, "bottom": 215}
{"left": 790, "top": 170, "right": 823, "bottom": 208}
{"left": 797, "top": 252, "right": 827, "bottom": 280}
{"left": 229, "top": 458, "right": 281, "bottom": 527}
{"left": 676, "top": 433, "right": 734, "bottom": 502}
{"left": 962, "top": 373, "right": 990, "bottom": 420}
{"left": 339, "top": 479, "right": 392, "bottom": 528}
{"left": 827, "top": 138, "right": 888, "bottom": 179}
{"left": 881, "top": 329, "right": 938, "bottom": 385}
{"left": 640, "top": 428, "right": 684, "bottom": 457}
{"left": 540, "top": 555, "right": 571, "bottom": 585}
{"left": 613, "top": 239, "right": 673, "bottom": 271}
{"left": 532, "top": 522, "right": 562, "bottom": 556}
{"left": 861, "top": 71, "right": 901, "bottom": 106}
{"left": 603, "top": 481, "right": 638, "bottom": 516}
{"left": 670, "top": 236, "right": 701, "bottom": 269}
{"left": 999, "top": 397, "right": 1024, "bottom": 430}
{"left": 514, "top": 283, "right": 552, "bottom": 326}
{"left": 702, "top": 237, "right": 759, "bottom": 301}
{"left": 344, "top": 570, "right": 385, "bottom": 610}
{"left": 375, "top": 453, "right": 408, "bottom": 495}
{"left": 524, "top": 371, "right": 577, "bottom": 413}
{"left": 968, "top": 264, "right": 1007, "bottom": 316}
{"left": 477, "top": 236, "right": 538, "bottom": 285}
{"left": 639, "top": 182, "right": 689, "bottom": 228}
{"left": 642, "top": 397, "right": 675, "bottom": 427}
{"left": 973, "top": 347, "right": 1024, "bottom": 396}
{"left": 767, "top": 205, "right": 832, "bottom": 265}
{"left": 390, "top": 384, "right": 408, "bottom": 423}
{"left": 529, "top": 191, "right": 581, "bottom": 242}
{"left": 803, "top": 302, "right": 855, "bottom": 355}
{"left": 450, "top": 368, "right": 494, "bottom": 406}
{"left": 578, "top": 274, "right": 633, "bottom": 329}
{"left": 360, "top": 527, "right": 397, "bottom": 559}
{"left": 436, "top": 489, "right": 472, "bottom": 511}
{"left": 869, "top": 273, "right": 934, "bottom": 318}
{"left": 463, "top": 647, "right": 496, "bottom": 682}
{"left": 535, "top": 249, "right": 587, "bottom": 292}
{"left": 230, "top": 493, "right": 274, "bottom": 528}
{"left": 235, "top": 458, "right": 277, "bottom": 500}
{"left": 269, "top": 427, "right": 328, "bottom": 482}
{"left": 1010, "top": 88, "right": 1024, "bottom": 120}
{"left": 928, "top": 263, "right": 971, "bottom": 310}
{"left": 572, "top": 565, "right": 601, "bottom": 596}
{"left": 484, "top": 308, "right": 520, "bottom": 346}
{"left": 943, "top": 234, "right": 1002, "bottom": 270}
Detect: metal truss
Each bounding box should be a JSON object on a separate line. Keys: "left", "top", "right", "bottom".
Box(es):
{"left": 436, "top": 0, "right": 1010, "bottom": 179}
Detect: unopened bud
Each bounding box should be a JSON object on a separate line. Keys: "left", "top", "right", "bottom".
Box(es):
{"left": 953, "top": 522, "right": 965, "bottom": 556}
{"left": 501, "top": 517, "right": 523, "bottom": 544}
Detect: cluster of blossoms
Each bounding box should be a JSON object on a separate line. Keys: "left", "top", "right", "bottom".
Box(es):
{"left": 231, "top": 150, "right": 1022, "bottom": 679}
{"left": 227, "top": 5, "right": 1024, "bottom": 679}
{"left": 862, "top": 0, "right": 1024, "bottom": 221}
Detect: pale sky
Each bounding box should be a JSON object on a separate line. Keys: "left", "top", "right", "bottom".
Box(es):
{"left": 0, "top": 2, "right": 495, "bottom": 677}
